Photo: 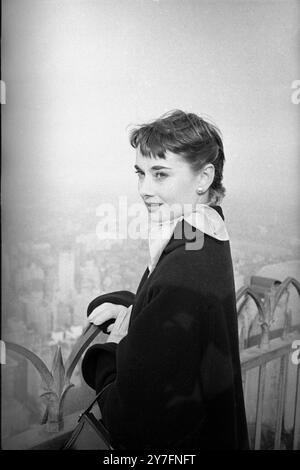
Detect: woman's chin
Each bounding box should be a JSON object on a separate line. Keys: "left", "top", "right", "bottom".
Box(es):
{"left": 148, "top": 211, "right": 163, "bottom": 223}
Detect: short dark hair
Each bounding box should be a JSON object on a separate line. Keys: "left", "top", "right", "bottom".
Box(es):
{"left": 129, "top": 109, "right": 226, "bottom": 204}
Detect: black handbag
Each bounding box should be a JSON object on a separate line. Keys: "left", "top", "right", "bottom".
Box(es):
{"left": 63, "top": 382, "right": 114, "bottom": 450}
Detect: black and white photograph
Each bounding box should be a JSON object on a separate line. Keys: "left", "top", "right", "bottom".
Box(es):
{"left": 1, "top": 0, "right": 300, "bottom": 454}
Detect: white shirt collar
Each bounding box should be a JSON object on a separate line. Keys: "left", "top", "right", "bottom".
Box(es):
{"left": 147, "top": 204, "right": 229, "bottom": 275}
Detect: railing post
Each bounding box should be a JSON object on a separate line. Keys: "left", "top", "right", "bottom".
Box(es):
{"left": 259, "top": 292, "right": 272, "bottom": 349}
{"left": 259, "top": 322, "right": 269, "bottom": 350}
{"left": 254, "top": 364, "right": 267, "bottom": 449}
{"left": 44, "top": 395, "right": 63, "bottom": 433}
{"left": 282, "top": 308, "right": 292, "bottom": 341}
{"left": 274, "top": 354, "right": 289, "bottom": 449}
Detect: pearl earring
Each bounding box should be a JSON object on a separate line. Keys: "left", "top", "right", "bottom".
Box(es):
{"left": 196, "top": 187, "right": 204, "bottom": 195}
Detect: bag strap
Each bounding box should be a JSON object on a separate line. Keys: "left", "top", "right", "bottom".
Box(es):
{"left": 83, "top": 381, "right": 113, "bottom": 415}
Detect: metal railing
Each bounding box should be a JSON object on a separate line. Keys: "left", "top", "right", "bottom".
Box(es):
{"left": 237, "top": 277, "right": 300, "bottom": 449}
{"left": 2, "top": 276, "right": 300, "bottom": 450}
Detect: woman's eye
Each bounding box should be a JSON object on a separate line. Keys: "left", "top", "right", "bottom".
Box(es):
{"left": 134, "top": 170, "right": 144, "bottom": 178}
{"left": 154, "top": 172, "right": 167, "bottom": 180}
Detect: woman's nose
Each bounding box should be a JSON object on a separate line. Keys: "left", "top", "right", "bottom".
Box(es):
{"left": 139, "top": 175, "right": 155, "bottom": 198}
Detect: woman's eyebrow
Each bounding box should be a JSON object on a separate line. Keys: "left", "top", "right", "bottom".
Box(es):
{"left": 134, "top": 164, "right": 172, "bottom": 171}
{"left": 150, "top": 165, "right": 171, "bottom": 170}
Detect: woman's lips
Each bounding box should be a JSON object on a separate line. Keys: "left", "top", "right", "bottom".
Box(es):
{"left": 145, "top": 203, "right": 163, "bottom": 211}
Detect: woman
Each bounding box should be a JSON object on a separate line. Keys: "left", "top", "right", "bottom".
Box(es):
{"left": 81, "top": 110, "right": 249, "bottom": 450}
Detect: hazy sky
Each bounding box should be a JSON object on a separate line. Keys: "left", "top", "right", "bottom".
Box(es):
{"left": 2, "top": 0, "right": 300, "bottom": 212}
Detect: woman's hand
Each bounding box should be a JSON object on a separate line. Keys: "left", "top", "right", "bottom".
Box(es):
{"left": 106, "top": 305, "right": 133, "bottom": 344}
{"left": 88, "top": 302, "right": 128, "bottom": 326}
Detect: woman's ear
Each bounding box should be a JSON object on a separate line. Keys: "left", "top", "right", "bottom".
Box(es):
{"left": 197, "top": 164, "right": 215, "bottom": 191}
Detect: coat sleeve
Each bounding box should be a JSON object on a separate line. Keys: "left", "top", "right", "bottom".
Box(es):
{"left": 82, "top": 276, "right": 236, "bottom": 449}
{"left": 81, "top": 290, "right": 135, "bottom": 389}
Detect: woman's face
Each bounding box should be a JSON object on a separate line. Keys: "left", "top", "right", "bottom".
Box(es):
{"left": 135, "top": 149, "right": 203, "bottom": 222}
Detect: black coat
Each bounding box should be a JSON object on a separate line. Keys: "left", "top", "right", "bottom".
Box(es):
{"left": 81, "top": 206, "right": 249, "bottom": 450}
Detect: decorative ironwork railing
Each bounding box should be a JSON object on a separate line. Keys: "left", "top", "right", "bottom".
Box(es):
{"left": 5, "top": 324, "right": 102, "bottom": 433}
{"left": 237, "top": 276, "right": 300, "bottom": 449}
{"left": 2, "top": 276, "right": 300, "bottom": 450}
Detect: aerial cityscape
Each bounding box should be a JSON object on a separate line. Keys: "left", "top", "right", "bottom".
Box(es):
{"left": 2, "top": 193, "right": 300, "bottom": 439}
